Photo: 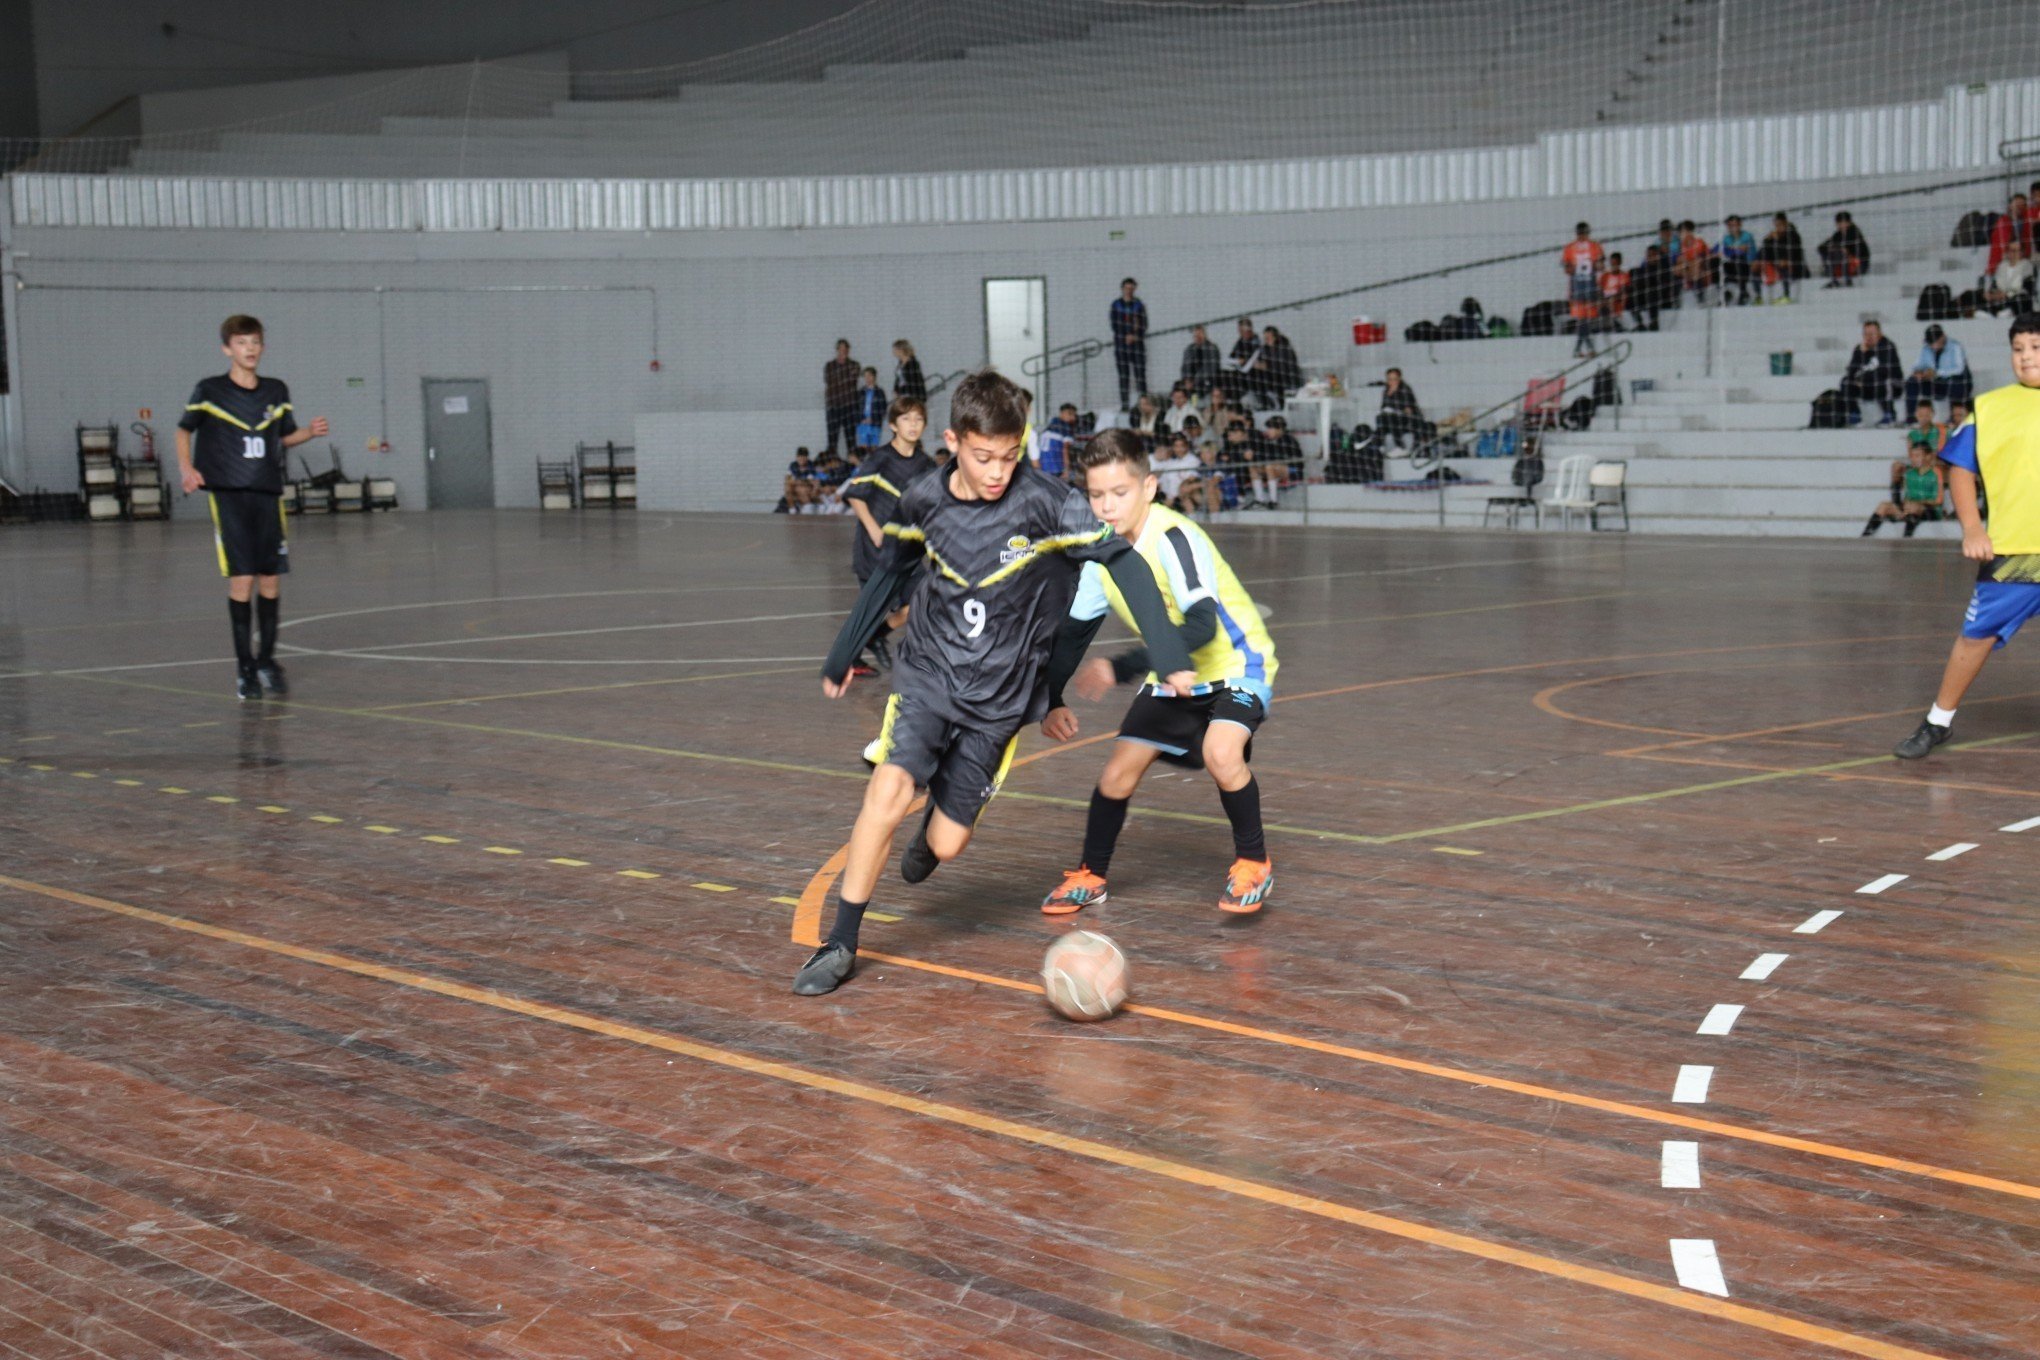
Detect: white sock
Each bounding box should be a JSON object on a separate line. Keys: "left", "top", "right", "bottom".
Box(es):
{"left": 1928, "top": 704, "right": 1956, "bottom": 727}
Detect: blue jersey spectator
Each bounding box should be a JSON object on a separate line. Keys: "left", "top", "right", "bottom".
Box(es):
{"left": 1039, "top": 403, "right": 1079, "bottom": 477}
{"left": 1904, "top": 325, "right": 1973, "bottom": 415}
{"left": 1110, "top": 277, "right": 1150, "bottom": 409}
{"left": 1717, "top": 215, "right": 1758, "bottom": 305}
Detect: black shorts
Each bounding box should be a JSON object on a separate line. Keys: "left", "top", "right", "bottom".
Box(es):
{"left": 1118, "top": 686, "right": 1265, "bottom": 768}
{"left": 871, "top": 687, "right": 1022, "bottom": 828}
{"left": 210, "top": 491, "right": 290, "bottom": 578}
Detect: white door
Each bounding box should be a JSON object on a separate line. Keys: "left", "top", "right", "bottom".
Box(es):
{"left": 983, "top": 277, "right": 1048, "bottom": 413}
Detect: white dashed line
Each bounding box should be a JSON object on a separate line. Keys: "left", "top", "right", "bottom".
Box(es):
{"left": 1671, "top": 1066, "right": 1713, "bottom": 1103}
{"left": 1857, "top": 873, "right": 1908, "bottom": 895}
{"left": 1660, "top": 1141, "right": 1701, "bottom": 1189}
{"left": 1926, "top": 843, "right": 1977, "bottom": 861}
{"left": 1793, "top": 910, "right": 1842, "bottom": 935}
{"left": 1696, "top": 1004, "right": 1744, "bottom": 1036}
{"left": 1740, "top": 953, "right": 1788, "bottom": 981}
{"left": 1669, "top": 1239, "right": 1729, "bottom": 1296}
{"left": 2001, "top": 815, "right": 2040, "bottom": 833}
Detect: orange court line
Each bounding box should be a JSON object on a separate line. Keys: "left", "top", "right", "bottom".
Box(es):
{"left": 1625, "top": 750, "right": 2040, "bottom": 800}
{"left": 849, "top": 948, "right": 2040, "bottom": 1205}
{"left": 0, "top": 872, "right": 1961, "bottom": 1360}
{"left": 1609, "top": 687, "right": 2040, "bottom": 758}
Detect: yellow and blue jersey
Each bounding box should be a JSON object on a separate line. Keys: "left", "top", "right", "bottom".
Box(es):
{"left": 1939, "top": 382, "right": 2040, "bottom": 565}
{"left": 1069, "top": 503, "right": 1276, "bottom": 704}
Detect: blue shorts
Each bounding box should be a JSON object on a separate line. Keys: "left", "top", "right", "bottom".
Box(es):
{"left": 1962, "top": 580, "right": 2040, "bottom": 649}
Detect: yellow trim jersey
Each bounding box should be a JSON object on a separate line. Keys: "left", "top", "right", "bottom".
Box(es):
{"left": 1940, "top": 382, "right": 2040, "bottom": 571}
{"left": 178, "top": 373, "right": 297, "bottom": 493}
{"left": 1069, "top": 503, "right": 1277, "bottom": 703}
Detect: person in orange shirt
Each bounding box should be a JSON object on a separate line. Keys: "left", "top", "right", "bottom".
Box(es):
{"left": 1562, "top": 222, "right": 1604, "bottom": 356}
{"left": 1599, "top": 252, "right": 1631, "bottom": 334}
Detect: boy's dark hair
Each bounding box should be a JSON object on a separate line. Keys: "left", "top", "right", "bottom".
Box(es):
{"left": 1575, "top": 221, "right": 1590, "bottom": 234}
{"left": 1609, "top": 252, "right": 1624, "bottom": 266}
{"left": 1073, "top": 427, "right": 1149, "bottom": 476}
{"left": 795, "top": 445, "right": 811, "bottom": 458}
{"left": 946, "top": 369, "right": 1031, "bottom": 439}
{"left": 1121, "top": 276, "right": 1138, "bottom": 288}
{"left": 1678, "top": 219, "right": 1695, "bottom": 231}
{"left": 1836, "top": 211, "right": 1852, "bottom": 223}
{"left": 886, "top": 395, "right": 926, "bottom": 425}
{"left": 220, "top": 314, "right": 263, "bottom": 344}
{"left": 2010, "top": 312, "right": 2040, "bottom": 344}
{"left": 861, "top": 366, "right": 878, "bottom": 378}
{"left": 835, "top": 338, "right": 850, "bottom": 348}
{"left": 1658, "top": 218, "right": 1673, "bottom": 231}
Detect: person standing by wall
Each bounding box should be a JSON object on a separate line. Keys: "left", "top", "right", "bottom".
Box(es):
{"left": 891, "top": 339, "right": 926, "bottom": 404}
{"left": 1111, "top": 277, "right": 1150, "bottom": 410}
{"left": 823, "top": 339, "right": 859, "bottom": 456}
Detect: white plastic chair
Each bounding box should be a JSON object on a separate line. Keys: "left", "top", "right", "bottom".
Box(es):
{"left": 1586, "top": 459, "right": 1629, "bottom": 531}
{"left": 1540, "top": 454, "right": 1593, "bottom": 528}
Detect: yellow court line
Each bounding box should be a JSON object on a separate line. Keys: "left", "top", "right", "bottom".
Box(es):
{"left": 364, "top": 825, "right": 401, "bottom": 835}
{"left": 308, "top": 815, "right": 344, "bottom": 824}
{"left": 618, "top": 869, "right": 661, "bottom": 880}
{"left": 484, "top": 846, "right": 522, "bottom": 856}
{"left": 850, "top": 948, "right": 2040, "bottom": 1205}
{"left": 0, "top": 872, "right": 1953, "bottom": 1360}
{"left": 548, "top": 858, "right": 590, "bottom": 867}
{"left": 691, "top": 882, "right": 737, "bottom": 893}
{"left": 420, "top": 835, "right": 461, "bottom": 845}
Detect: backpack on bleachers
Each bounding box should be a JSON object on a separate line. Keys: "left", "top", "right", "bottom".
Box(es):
{"left": 1809, "top": 389, "right": 1848, "bottom": 428}
{"left": 1487, "top": 316, "right": 1514, "bottom": 338}
{"left": 1560, "top": 395, "right": 1597, "bottom": 431}
{"left": 1958, "top": 288, "right": 1984, "bottom": 318}
{"left": 1405, "top": 320, "right": 1442, "bottom": 342}
{"left": 1520, "top": 300, "right": 1558, "bottom": 336}
{"left": 1916, "top": 283, "right": 1957, "bottom": 321}
{"left": 1439, "top": 314, "right": 1482, "bottom": 341}
{"left": 1951, "top": 211, "right": 1992, "bottom": 248}
{"left": 1591, "top": 369, "right": 1620, "bottom": 407}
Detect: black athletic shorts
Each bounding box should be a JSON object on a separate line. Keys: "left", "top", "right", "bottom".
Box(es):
{"left": 871, "top": 687, "right": 1022, "bottom": 828}
{"left": 1117, "top": 686, "right": 1265, "bottom": 768}
{"left": 210, "top": 491, "right": 290, "bottom": 578}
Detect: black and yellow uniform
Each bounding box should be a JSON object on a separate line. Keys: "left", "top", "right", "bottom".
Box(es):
{"left": 822, "top": 460, "right": 1193, "bottom": 827}
{"left": 843, "top": 442, "right": 938, "bottom": 583}
{"left": 180, "top": 373, "right": 296, "bottom": 577}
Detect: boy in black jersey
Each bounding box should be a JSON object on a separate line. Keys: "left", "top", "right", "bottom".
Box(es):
{"left": 177, "top": 315, "right": 328, "bottom": 701}
{"left": 844, "top": 396, "right": 938, "bottom": 677}
{"left": 794, "top": 370, "right": 1197, "bottom": 996}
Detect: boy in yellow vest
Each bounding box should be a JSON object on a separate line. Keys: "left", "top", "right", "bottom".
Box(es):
{"left": 1041, "top": 429, "right": 1279, "bottom": 913}
{"left": 1895, "top": 314, "right": 2040, "bottom": 757}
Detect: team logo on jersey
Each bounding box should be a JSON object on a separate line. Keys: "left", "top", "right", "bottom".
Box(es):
{"left": 999, "top": 534, "right": 1035, "bottom": 565}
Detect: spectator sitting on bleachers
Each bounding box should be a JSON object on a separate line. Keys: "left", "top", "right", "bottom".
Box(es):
{"left": 1904, "top": 324, "right": 1972, "bottom": 416}
{"left": 1130, "top": 393, "right": 1165, "bottom": 448}
{"left": 891, "top": 340, "right": 926, "bottom": 403}
{"left": 812, "top": 448, "right": 851, "bottom": 511}
{"left": 1040, "top": 401, "right": 1081, "bottom": 479}
{"left": 1862, "top": 432, "right": 1946, "bottom": 537}
{"left": 1161, "top": 384, "right": 1202, "bottom": 437}
{"left": 1983, "top": 239, "right": 2035, "bottom": 316}
{"left": 1717, "top": 216, "right": 1758, "bottom": 306}
{"left": 1819, "top": 211, "right": 1869, "bottom": 288}
{"left": 782, "top": 447, "right": 821, "bottom": 514}
{"left": 1376, "top": 368, "right": 1435, "bottom": 451}
{"left": 1673, "top": 219, "right": 1713, "bottom": 301}
{"left": 1985, "top": 194, "right": 2032, "bottom": 276}
{"left": 1758, "top": 212, "right": 1808, "bottom": 304}
{"left": 1841, "top": 320, "right": 1904, "bottom": 427}
{"left": 1218, "top": 317, "right": 1258, "bottom": 401}
{"left": 1219, "top": 420, "right": 1259, "bottom": 506}
{"left": 1262, "top": 414, "right": 1304, "bottom": 482}
{"left": 1598, "top": 252, "right": 1631, "bottom": 332}
{"left": 1180, "top": 324, "right": 1222, "bottom": 396}
{"left": 1652, "top": 218, "right": 1682, "bottom": 270}
{"left": 1152, "top": 431, "right": 1205, "bottom": 511}
{"left": 1628, "top": 244, "right": 1674, "bottom": 331}
{"left": 1252, "top": 326, "right": 1302, "bottom": 408}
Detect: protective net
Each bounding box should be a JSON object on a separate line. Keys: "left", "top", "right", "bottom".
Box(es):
{"left": 5, "top": 0, "right": 2038, "bottom": 178}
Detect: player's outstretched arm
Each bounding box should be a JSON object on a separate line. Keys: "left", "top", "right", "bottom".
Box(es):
{"left": 1103, "top": 597, "right": 1219, "bottom": 693}
{"left": 1044, "top": 612, "right": 1107, "bottom": 709}
{"left": 820, "top": 547, "right": 922, "bottom": 693}
{"left": 1103, "top": 551, "right": 1196, "bottom": 690}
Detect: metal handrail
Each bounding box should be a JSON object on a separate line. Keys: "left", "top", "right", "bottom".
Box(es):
{"left": 1400, "top": 338, "right": 1634, "bottom": 473}
{"left": 923, "top": 367, "right": 975, "bottom": 398}
{"left": 1999, "top": 134, "right": 2040, "bottom": 164}
{"left": 1021, "top": 337, "right": 1105, "bottom": 380}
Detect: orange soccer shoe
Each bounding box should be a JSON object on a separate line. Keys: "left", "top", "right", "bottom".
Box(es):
{"left": 1042, "top": 867, "right": 1109, "bottom": 915}
{"left": 1218, "top": 858, "right": 1274, "bottom": 914}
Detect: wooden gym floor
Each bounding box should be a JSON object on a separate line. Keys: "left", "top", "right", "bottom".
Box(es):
{"left": 0, "top": 510, "right": 2036, "bottom": 1360}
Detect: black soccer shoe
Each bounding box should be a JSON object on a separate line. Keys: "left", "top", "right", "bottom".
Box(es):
{"left": 1893, "top": 719, "right": 1951, "bottom": 760}
{"left": 793, "top": 942, "right": 856, "bottom": 996}
{"left": 256, "top": 661, "right": 289, "bottom": 697}
{"left": 869, "top": 633, "right": 894, "bottom": 671}
{"left": 900, "top": 812, "right": 940, "bottom": 884}
{"left": 236, "top": 668, "right": 263, "bottom": 702}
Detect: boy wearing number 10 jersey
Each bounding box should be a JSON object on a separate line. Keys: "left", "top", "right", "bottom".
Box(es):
{"left": 795, "top": 370, "right": 1196, "bottom": 997}
{"left": 176, "top": 315, "right": 328, "bottom": 701}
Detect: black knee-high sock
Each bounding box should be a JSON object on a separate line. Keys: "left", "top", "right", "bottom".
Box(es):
{"left": 1081, "top": 788, "right": 1131, "bottom": 876}
{"left": 227, "top": 599, "right": 254, "bottom": 670}
{"left": 255, "top": 595, "right": 279, "bottom": 664}
{"left": 825, "top": 896, "right": 869, "bottom": 951}
{"left": 1219, "top": 777, "right": 1267, "bottom": 862}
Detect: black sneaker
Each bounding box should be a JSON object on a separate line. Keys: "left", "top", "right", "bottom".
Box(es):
{"left": 236, "top": 668, "right": 263, "bottom": 702}
{"left": 792, "top": 942, "right": 856, "bottom": 995}
{"left": 1893, "top": 719, "right": 1950, "bottom": 760}
{"left": 256, "top": 661, "right": 289, "bottom": 696}
{"left": 900, "top": 808, "right": 940, "bottom": 884}
{"left": 869, "top": 633, "right": 894, "bottom": 671}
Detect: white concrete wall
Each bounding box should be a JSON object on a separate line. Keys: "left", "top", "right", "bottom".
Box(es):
{"left": 0, "top": 166, "right": 1992, "bottom": 507}
{"left": 638, "top": 409, "right": 818, "bottom": 513}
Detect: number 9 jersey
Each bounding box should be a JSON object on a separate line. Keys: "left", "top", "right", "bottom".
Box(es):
{"left": 179, "top": 374, "right": 297, "bottom": 493}
{"left": 881, "top": 461, "right": 1130, "bottom": 726}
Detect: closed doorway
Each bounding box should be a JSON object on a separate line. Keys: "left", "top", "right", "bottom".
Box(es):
{"left": 983, "top": 277, "right": 1047, "bottom": 412}
{"left": 422, "top": 378, "right": 495, "bottom": 509}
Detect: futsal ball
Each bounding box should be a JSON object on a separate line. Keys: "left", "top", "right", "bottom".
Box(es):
{"left": 1041, "top": 930, "right": 1130, "bottom": 1022}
